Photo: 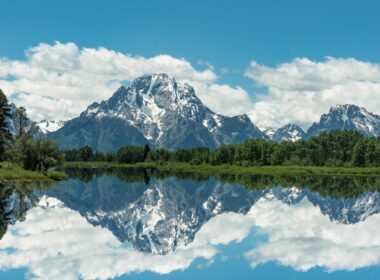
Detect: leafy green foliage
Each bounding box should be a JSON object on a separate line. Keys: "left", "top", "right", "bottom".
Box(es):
{"left": 64, "top": 146, "right": 114, "bottom": 162}
{"left": 15, "top": 106, "right": 28, "bottom": 138}
{"left": 2, "top": 101, "right": 64, "bottom": 174}
{"left": 0, "top": 162, "right": 66, "bottom": 182}
{"left": 7, "top": 138, "right": 64, "bottom": 174}
{"left": 64, "top": 130, "right": 380, "bottom": 168}
{"left": 116, "top": 146, "right": 146, "bottom": 164}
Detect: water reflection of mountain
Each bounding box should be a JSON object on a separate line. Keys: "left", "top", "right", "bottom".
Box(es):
{"left": 2, "top": 170, "right": 380, "bottom": 255}
{"left": 46, "top": 176, "right": 260, "bottom": 255}
{"left": 45, "top": 170, "right": 380, "bottom": 255}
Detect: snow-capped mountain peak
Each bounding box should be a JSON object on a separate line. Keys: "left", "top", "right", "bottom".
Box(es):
{"left": 272, "top": 123, "right": 306, "bottom": 142}
{"left": 262, "top": 127, "right": 276, "bottom": 140}
{"left": 306, "top": 104, "right": 380, "bottom": 138}
{"left": 37, "top": 120, "right": 66, "bottom": 134}
{"left": 50, "top": 73, "right": 266, "bottom": 151}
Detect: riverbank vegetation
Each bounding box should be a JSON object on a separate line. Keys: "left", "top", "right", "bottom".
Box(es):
{"left": 64, "top": 162, "right": 380, "bottom": 177}
{"left": 64, "top": 130, "right": 380, "bottom": 172}
{"left": 0, "top": 162, "right": 67, "bottom": 182}
{"left": 0, "top": 89, "right": 65, "bottom": 181}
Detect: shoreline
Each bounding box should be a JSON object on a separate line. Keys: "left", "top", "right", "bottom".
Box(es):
{"left": 63, "top": 162, "right": 380, "bottom": 177}
{"left": 0, "top": 162, "right": 68, "bottom": 183}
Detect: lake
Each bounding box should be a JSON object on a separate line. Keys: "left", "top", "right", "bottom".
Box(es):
{"left": 1, "top": 168, "right": 380, "bottom": 279}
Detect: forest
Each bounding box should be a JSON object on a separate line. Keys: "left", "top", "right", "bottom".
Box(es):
{"left": 0, "top": 89, "right": 63, "bottom": 175}
{"left": 64, "top": 130, "right": 380, "bottom": 168}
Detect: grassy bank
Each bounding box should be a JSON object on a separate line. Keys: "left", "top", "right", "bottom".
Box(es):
{"left": 0, "top": 162, "right": 68, "bottom": 183}
{"left": 64, "top": 162, "right": 380, "bottom": 177}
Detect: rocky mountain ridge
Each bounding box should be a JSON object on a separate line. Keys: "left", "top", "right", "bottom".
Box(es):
{"left": 36, "top": 120, "right": 66, "bottom": 134}
{"left": 306, "top": 104, "right": 380, "bottom": 139}
{"left": 49, "top": 74, "right": 266, "bottom": 151}
{"left": 30, "top": 74, "right": 380, "bottom": 147}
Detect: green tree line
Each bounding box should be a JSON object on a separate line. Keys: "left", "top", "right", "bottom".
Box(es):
{"left": 64, "top": 130, "right": 380, "bottom": 168}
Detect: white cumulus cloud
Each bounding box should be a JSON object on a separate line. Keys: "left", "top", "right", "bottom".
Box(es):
{"left": 245, "top": 57, "right": 380, "bottom": 129}
{"left": 0, "top": 42, "right": 253, "bottom": 121}
{"left": 3, "top": 43, "right": 379, "bottom": 130}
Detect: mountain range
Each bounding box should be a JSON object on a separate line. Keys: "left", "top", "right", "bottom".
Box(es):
{"left": 48, "top": 74, "right": 266, "bottom": 152}
{"left": 305, "top": 104, "right": 380, "bottom": 139}
{"left": 25, "top": 73, "right": 380, "bottom": 151}
{"left": 260, "top": 105, "right": 380, "bottom": 142}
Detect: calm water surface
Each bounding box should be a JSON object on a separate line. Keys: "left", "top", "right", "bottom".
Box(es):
{"left": 1, "top": 169, "right": 380, "bottom": 279}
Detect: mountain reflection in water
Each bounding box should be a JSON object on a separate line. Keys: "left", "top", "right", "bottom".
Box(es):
{"left": 1, "top": 169, "right": 380, "bottom": 279}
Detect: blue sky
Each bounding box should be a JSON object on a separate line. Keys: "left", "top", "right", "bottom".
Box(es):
{"left": 1, "top": 0, "right": 380, "bottom": 128}
{"left": 2, "top": 1, "right": 379, "bottom": 68}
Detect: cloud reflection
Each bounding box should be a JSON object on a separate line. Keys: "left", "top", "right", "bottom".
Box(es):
{"left": 0, "top": 196, "right": 218, "bottom": 279}
{"left": 246, "top": 197, "right": 380, "bottom": 271}
{"left": 2, "top": 193, "right": 380, "bottom": 279}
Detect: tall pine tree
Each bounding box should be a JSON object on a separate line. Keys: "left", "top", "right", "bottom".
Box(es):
{"left": 15, "top": 106, "right": 28, "bottom": 138}
{"left": 0, "top": 89, "right": 12, "bottom": 159}
{"left": 352, "top": 139, "right": 367, "bottom": 167}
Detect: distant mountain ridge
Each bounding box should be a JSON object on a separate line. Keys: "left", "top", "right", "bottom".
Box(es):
{"left": 49, "top": 73, "right": 266, "bottom": 152}
{"left": 36, "top": 120, "right": 66, "bottom": 133}
{"left": 36, "top": 74, "right": 380, "bottom": 149}
{"left": 305, "top": 104, "right": 380, "bottom": 139}
{"left": 262, "top": 104, "right": 380, "bottom": 142}
{"left": 272, "top": 123, "right": 306, "bottom": 142}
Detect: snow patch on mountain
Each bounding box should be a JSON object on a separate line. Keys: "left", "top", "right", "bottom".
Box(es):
{"left": 50, "top": 73, "right": 266, "bottom": 151}
{"left": 262, "top": 127, "right": 276, "bottom": 140}
{"left": 37, "top": 120, "right": 66, "bottom": 133}
{"left": 272, "top": 123, "right": 306, "bottom": 142}
{"left": 306, "top": 104, "right": 380, "bottom": 138}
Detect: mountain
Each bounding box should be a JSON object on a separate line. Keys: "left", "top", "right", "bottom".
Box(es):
{"left": 49, "top": 73, "right": 266, "bottom": 152}
{"left": 36, "top": 120, "right": 66, "bottom": 134}
{"left": 306, "top": 104, "right": 380, "bottom": 139}
{"left": 262, "top": 127, "right": 276, "bottom": 140}
{"left": 272, "top": 123, "right": 306, "bottom": 142}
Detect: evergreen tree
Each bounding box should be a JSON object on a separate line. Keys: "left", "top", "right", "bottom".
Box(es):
{"left": 0, "top": 89, "right": 12, "bottom": 159}
{"left": 365, "top": 141, "right": 377, "bottom": 166}
{"left": 352, "top": 140, "right": 367, "bottom": 167}
{"left": 15, "top": 106, "right": 28, "bottom": 138}
{"left": 60, "top": 130, "right": 380, "bottom": 168}
{"left": 117, "top": 146, "right": 145, "bottom": 163}
{"left": 143, "top": 144, "right": 151, "bottom": 161}
{"left": 78, "top": 146, "right": 93, "bottom": 162}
